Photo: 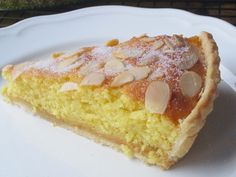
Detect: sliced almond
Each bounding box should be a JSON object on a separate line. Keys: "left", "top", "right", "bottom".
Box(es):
{"left": 148, "top": 68, "right": 164, "bottom": 80}
{"left": 145, "top": 81, "right": 171, "bottom": 114}
{"left": 56, "top": 47, "right": 91, "bottom": 65}
{"left": 137, "top": 53, "right": 159, "bottom": 66}
{"left": 106, "top": 39, "right": 119, "bottom": 47}
{"left": 52, "top": 52, "right": 64, "bottom": 59}
{"left": 79, "top": 61, "right": 102, "bottom": 76}
{"left": 111, "top": 71, "right": 134, "bottom": 87}
{"left": 140, "top": 37, "right": 156, "bottom": 43}
{"left": 179, "top": 71, "right": 202, "bottom": 97}
{"left": 80, "top": 72, "right": 105, "bottom": 86}
{"left": 129, "top": 66, "right": 151, "bottom": 80}
{"left": 173, "top": 35, "right": 185, "bottom": 47}
{"left": 79, "top": 47, "right": 94, "bottom": 53}
{"left": 12, "top": 62, "right": 33, "bottom": 80}
{"left": 104, "top": 59, "right": 125, "bottom": 75}
{"left": 59, "top": 82, "right": 78, "bottom": 92}
{"left": 153, "top": 39, "right": 164, "bottom": 50}
{"left": 112, "top": 49, "right": 127, "bottom": 60}
{"left": 178, "top": 49, "right": 198, "bottom": 70}
{"left": 56, "top": 55, "right": 80, "bottom": 69}
{"left": 163, "top": 37, "right": 174, "bottom": 50}
{"left": 138, "top": 34, "right": 148, "bottom": 38}
{"left": 112, "top": 48, "right": 144, "bottom": 60}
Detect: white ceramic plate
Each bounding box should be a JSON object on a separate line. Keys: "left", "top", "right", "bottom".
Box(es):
{"left": 0, "top": 6, "right": 236, "bottom": 177}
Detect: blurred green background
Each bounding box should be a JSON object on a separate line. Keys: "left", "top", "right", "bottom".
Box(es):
{"left": 0, "top": 0, "right": 88, "bottom": 9}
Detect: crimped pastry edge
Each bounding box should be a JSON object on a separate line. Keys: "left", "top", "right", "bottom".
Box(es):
{"left": 169, "top": 32, "right": 221, "bottom": 163}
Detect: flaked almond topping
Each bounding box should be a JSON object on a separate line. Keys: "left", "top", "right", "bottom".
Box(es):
{"left": 12, "top": 62, "right": 32, "bottom": 80}
{"left": 153, "top": 39, "right": 164, "bottom": 50}
{"left": 104, "top": 59, "right": 124, "bottom": 75}
{"left": 112, "top": 48, "right": 144, "bottom": 60}
{"left": 112, "top": 50, "right": 126, "bottom": 60}
{"left": 52, "top": 52, "right": 64, "bottom": 59}
{"left": 56, "top": 47, "right": 91, "bottom": 64}
{"left": 137, "top": 54, "right": 159, "bottom": 66}
{"left": 129, "top": 66, "right": 151, "bottom": 80}
{"left": 163, "top": 37, "right": 174, "bottom": 50}
{"left": 178, "top": 49, "right": 198, "bottom": 70}
{"left": 140, "top": 37, "right": 156, "bottom": 42}
{"left": 179, "top": 71, "right": 202, "bottom": 97}
{"left": 79, "top": 47, "right": 94, "bottom": 53}
{"left": 106, "top": 39, "right": 119, "bottom": 47}
{"left": 56, "top": 55, "right": 80, "bottom": 69}
{"left": 110, "top": 71, "right": 134, "bottom": 87}
{"left": 173, "top": 35, "right": 185, "bottom": 47}
{"left": 80, "top": 72, "right": 105, "bottom": 86}
{"left": 79, "top": 61, "right": 102, "bottom": 76}
{"left": 138, "top": 34, "right": 148, "bottom": 38}
{"left": 145, "top": 81, "right": 171, "bottom": 114}
{"left": 148, "top": 68, "right": 164, "bottom": 80}
{"left": 59, "top": 82, "right": 78, "bottom": 92}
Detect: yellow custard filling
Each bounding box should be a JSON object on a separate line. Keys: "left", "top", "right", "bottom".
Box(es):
{"left": 2, "top": 71, "right": 179, "bottom": 167}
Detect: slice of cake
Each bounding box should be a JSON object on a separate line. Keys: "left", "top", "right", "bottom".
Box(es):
{"left": 1, "top": 32, "right": 220, "bottom": 169}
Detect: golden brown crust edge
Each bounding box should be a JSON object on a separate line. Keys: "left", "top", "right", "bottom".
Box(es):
{"left": 169, "top": 32, "right": 221, "bottom": 162}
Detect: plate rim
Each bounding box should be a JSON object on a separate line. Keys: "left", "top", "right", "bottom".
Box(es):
{"left": 0, "top": 6, "right": 236, "bottom": 37}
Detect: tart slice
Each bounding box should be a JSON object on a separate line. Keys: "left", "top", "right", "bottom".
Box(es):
{"left": 1, "top": 32, "right": 220, "bottom": 169}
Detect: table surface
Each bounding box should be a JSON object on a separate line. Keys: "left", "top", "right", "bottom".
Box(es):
{"left": 0, "top": 0, "right": 236, "bottom": 28}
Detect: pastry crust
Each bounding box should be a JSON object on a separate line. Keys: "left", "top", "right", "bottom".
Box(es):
{"left": 169, "top": 32, "right": 220, "bottom": 161}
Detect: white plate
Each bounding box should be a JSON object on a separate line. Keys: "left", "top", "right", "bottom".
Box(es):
{"left": 0, "top": 6, "right": 236, "bottom": 177}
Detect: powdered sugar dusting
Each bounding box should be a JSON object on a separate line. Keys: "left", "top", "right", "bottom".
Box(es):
{"left": 30, "top": 57, "right": 84, "bottom": 73}
{"left": 79, "top": 60, "right": 102, "bottom": 76}
{"left": 91, "top": 46, "right": 114, "bottom": 62}
{"left": 25, "top": 46, "right": 113, "bottom": 74}
{"left": 32, "top": 58, "right": 54, "bottom": 70}
{"left": 120, "top": 47, "right": 144, "bottom": 58}
{"left": 18, "top": 35, "right": 198, "bottom": 88}
{"left": 148, "top": 68, "right": 164, "bottom": 80}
